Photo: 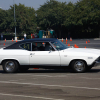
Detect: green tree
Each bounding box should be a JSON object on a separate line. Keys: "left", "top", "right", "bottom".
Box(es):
{"left": 0, "top": 9, "right": 8, "bottom": 33}
{"left": 6, "top": 3, "right": 37, "bottom": 35}
{"left": 71, "top": 0, "right": 100, "bottom": 38}
{"left": 63, "top": 2, "right": 75, "bottom": 38}
{"left": 36, "top": 0, "right": 68, "bottom": 38}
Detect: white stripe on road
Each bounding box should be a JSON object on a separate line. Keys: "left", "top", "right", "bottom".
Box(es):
{"left": 81, "top": 77, "right": 100, "bottom": 80}
{"left": 8, "top": 80, "right": 19, "bottom": 82}
{"left": 16, "top": 74, "right": 76, "bottom": 77}
{"left": 0, "top": 81, "right": 100, "bottom": 91}
{"left": 0, "top": 93, "right": 63, "bottom": 100}
{"left": 32, "top": 75, "right": 76, "bottom": 77}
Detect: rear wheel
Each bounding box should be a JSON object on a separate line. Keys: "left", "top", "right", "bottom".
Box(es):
{"left": 71, "top": 60, "right": 86, "bottom": 73}
{"left": 3, "top": 60, "right": 19, "bottom": 73}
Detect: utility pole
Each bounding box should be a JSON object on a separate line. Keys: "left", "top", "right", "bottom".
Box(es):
{"left": 13, "top": 0, "right": 17, "bottom": 40}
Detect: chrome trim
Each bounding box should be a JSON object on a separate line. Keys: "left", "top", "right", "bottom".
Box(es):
{"left": 49, "top": 42, "right": 57, "bottom": 51}
{"left": 31, "top": 43, "right": 32, "bottom": 51}
{"left": 74, "top": 61, "right": 85, "bottom": 72}
{"left": 5, "top": 61, "right": 15, "bottom": 71}
{"left": 19, "top": 41, "right": 57, "bottom": 51}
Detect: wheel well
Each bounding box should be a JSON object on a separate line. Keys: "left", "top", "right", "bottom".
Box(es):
{"left": 1, "top": 59, "right": 20, "bottom": 66}
{"left": 69, "top": 59, "right": 87, "bottom": 66}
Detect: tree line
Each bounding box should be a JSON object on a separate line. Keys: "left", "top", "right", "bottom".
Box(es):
{"left": 0, "top": 0, "right": 100, "bottom": 39}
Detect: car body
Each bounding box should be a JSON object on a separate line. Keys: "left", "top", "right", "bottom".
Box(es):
{"left": 0, "top": 38, "right": 100, "bottom": 73}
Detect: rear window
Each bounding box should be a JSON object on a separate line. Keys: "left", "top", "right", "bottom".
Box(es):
{"left": 20, "top": 43, "right": 31, "bottom": 51}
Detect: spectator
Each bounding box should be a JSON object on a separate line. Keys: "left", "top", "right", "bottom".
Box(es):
{"left": 24, "top": 33, "right": 27, "bottom": 40}
{"left": 34, "top": 33, "right": 37, "bottom": 38}
{"left": 32, "top": 33, "right": 35, "bottom": 38}
{"left": 1, "top": 33, "right": 3, "bottom": 40}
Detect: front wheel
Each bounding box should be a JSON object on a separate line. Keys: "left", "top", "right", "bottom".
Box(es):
{"left": 2, "top": 60, "right": 19, "bottom": 73}
{"left": 71, "top": 60, "right": 86, "bottom": 73}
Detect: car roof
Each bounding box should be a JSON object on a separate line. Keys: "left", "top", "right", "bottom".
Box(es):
{"left": 4, "top": 38, "right": 58, "bottom": 49}
{"left": 19, "top": 38, "right": 57, "bottom": 43}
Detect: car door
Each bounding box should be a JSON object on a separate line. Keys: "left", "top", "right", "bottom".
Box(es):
{"left": 29, "top": 42, "right": 60, "bottom": 66}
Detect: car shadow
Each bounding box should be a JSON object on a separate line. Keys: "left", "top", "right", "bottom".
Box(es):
{"left": 0, "top": 68, "right": 100, "bottom": 74}
{"left": 86, "top": 69, "right": 100, "bottom": 73}
{"left": 1, "top": 69, "right": 72, "bottom": 74}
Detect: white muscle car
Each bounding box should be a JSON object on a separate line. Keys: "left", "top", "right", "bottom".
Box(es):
{"left": 0, "top": 38, "right": 100, "bottom": 73}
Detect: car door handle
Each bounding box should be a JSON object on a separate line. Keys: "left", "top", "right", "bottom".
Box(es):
{"left": 30, "top": 53, "right": 35, "bottom": 55}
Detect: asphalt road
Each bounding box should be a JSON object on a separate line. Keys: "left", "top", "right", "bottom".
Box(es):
{"left": 0, "top": 39, "right": 100, "bottom": 100}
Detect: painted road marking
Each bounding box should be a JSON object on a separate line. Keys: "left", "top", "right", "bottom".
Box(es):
{"left": 8, "top": 80, "right": 19, "bottom": 82}
{"left": 32, "top": 75, "right": 76, "bottom": 78}
{"left": 81, "top": 77, "right": 100, "bottom": 80}
{"left": 0, "top": 93, "right": 64, "bottom": 100}
{"left": 16, "top": 74, "right": 77, "bottom": 77}
{"left": 0, "top": 81, "right": 100, "bottom": 91}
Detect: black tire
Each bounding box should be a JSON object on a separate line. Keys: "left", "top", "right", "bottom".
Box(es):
{"left": 19, "top": 66, "right": 29, "bottom": 72}
{"left": 2, "top": 60, "right": 19, "bottom": 73}
{"left": 71, "top": 60, "right": 86, "bottom": 73}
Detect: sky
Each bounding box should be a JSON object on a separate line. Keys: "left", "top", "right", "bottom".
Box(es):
{"left": 0, "top": 0, "right": 79, "bottom": 10}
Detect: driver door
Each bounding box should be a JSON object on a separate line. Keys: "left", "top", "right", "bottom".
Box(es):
{"left": 29, "top": 42, "right": 60, "bottom": 66}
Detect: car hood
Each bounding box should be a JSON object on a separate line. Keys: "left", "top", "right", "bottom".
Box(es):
{"left": 63, "top": 48, "right": 100, "bottom": 56}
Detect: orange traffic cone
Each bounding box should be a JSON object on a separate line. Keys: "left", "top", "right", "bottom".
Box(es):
{"left": 16, "top": 40, "right": 17, "bottom": 42}
{"left": 66, "top": 37, "right": 68, "bottom": 42}
{"left": 68, "top": 43, "right": 70, "bottom": 46}
{"left": 86, "top": 41, "right": 87, "bottom": 44}
{"left": 62, "top": 38, "right": 63, "bottom": 42}
{"left": 85, "top": 47, "right": 86, "bottom": 48}
{"left": 76, "top": 45, "right": 79, "bottom": 48}
{"left": 5, "top": 38, "right": 6, "bottom": 42}
{"left": 66, "top": 41, "right": 67, "bottom": 44}
{"left": 4, "top": 43, "right": 5, "bottom": 45}
{"left": 70, "top": 37, "right": 72, "bottom": 41}
{"left": 12, "top": 38, "right": 13, "bottom": 42}
{"left": 74, "top": 44, "right": 77, "bottom": 48}
{"left": 74, "top": 44, "right": 79, "bottom": 48}
{"left": 88, "top": 40, "right": 90, "bottom": 43}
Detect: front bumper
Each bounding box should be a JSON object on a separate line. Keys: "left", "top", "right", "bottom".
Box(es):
{"left": 94, "top": 56, "right": 100, "bottom": 66}
{"left": 95, "top": 61, "right": 100, "bottom": 67}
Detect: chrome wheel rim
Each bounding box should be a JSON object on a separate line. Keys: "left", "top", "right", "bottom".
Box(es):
{"left": 74, "top": 61, "right": 85, "bottom": 72}
{"left": 5, "top": 61, "right": 15, "bottom": 71}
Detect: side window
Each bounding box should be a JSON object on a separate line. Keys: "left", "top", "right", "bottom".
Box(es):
{"left": 44, "top": 42, "right": 54, "bottom": 51}
{"left": 32, "top": 42, "right": 55, "bottom": 51}
{"left": 20, "top": 43, "right": 31, "bottom": 51}
{"left": 32, "top": 42, "right": 43, "bottom": 51}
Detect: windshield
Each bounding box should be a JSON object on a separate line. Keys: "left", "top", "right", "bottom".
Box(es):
{"left": 51, "top": 40, "right": 68, "bottom": 50}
